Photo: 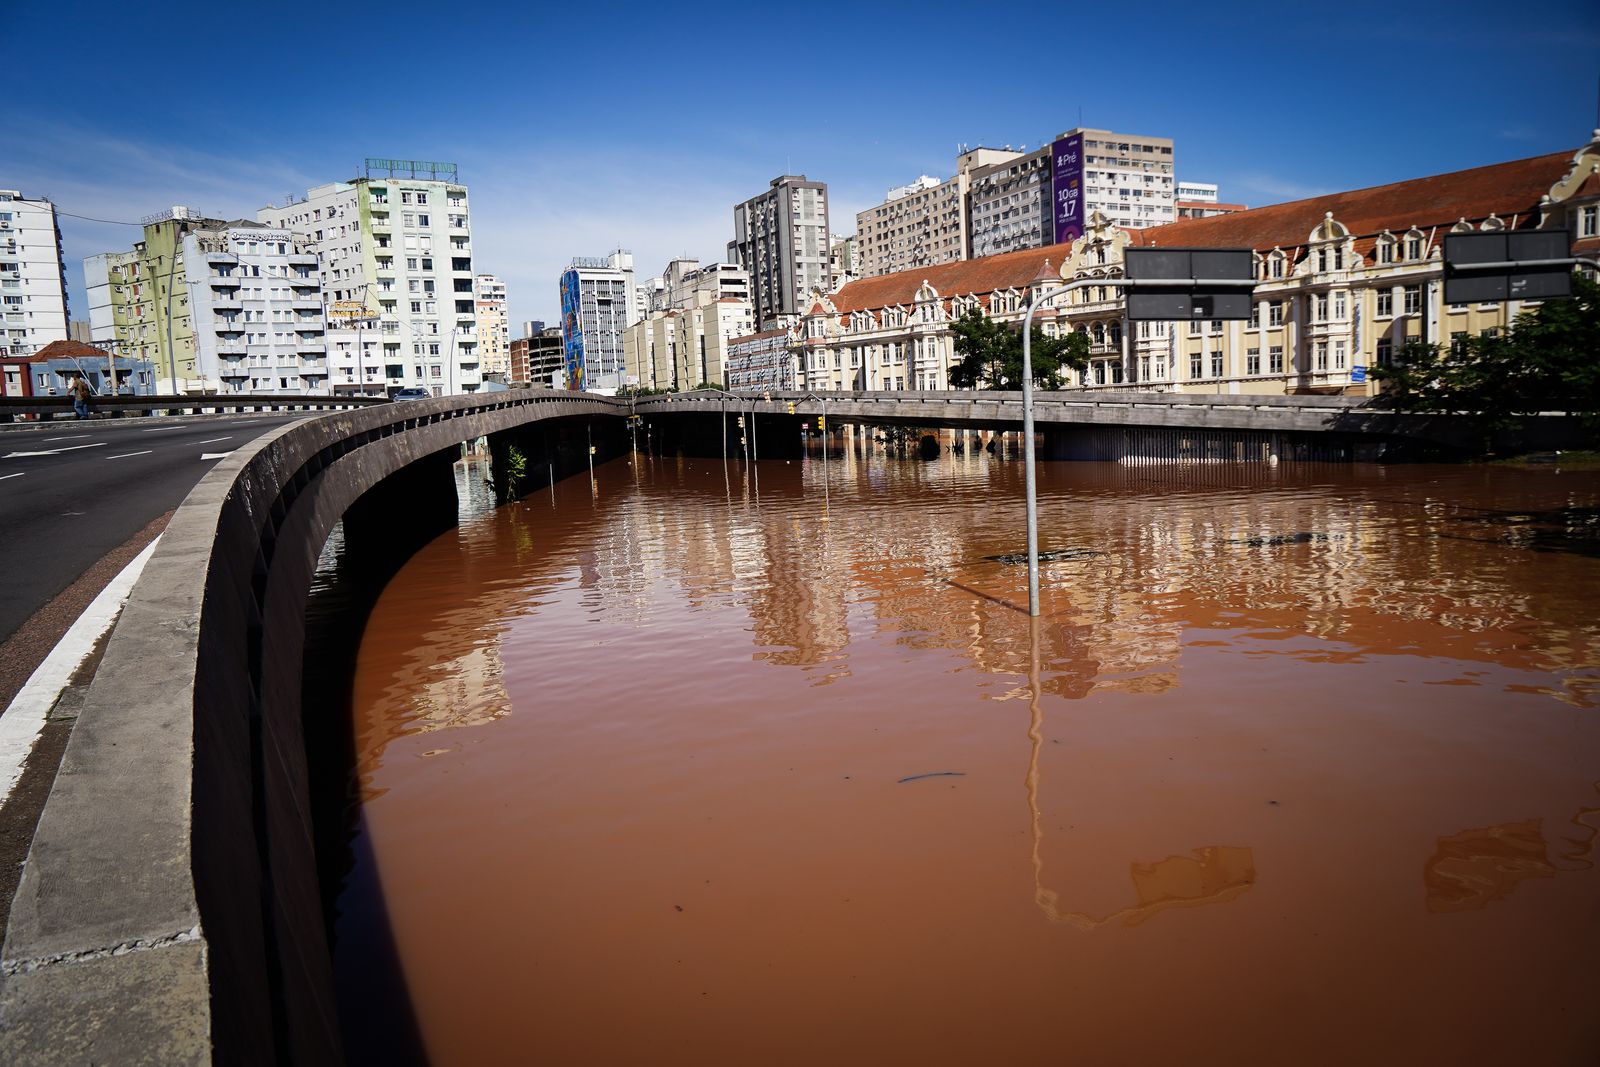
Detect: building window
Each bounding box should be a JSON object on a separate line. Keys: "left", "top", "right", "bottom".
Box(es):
{"left": 1268, "top": 302, "right": 1283, "bottom": 326}
{"left": 1334, "top": 340, "right": 1346, "bottom": 370}
{"left": 1269, "top": 345, "right": 1284, "bottom": 373}
{"left": 1189, "top": 352, "right": 1202, "bottom": 379}
{"left": 1334, "top": 291, "right": 1347, "bottom": 319}
{"left": 1315, "top": 342, "right": 1328, "bottom": 371}
{"left": 1314, "top": 295, "right": 1327, "bottom": 322}
{"left": 1377, "top": 290, "right": 1393, "bottom": 317}
{"left": 1406, "top": 236, "right": 1422, "bottom": 260}
{"left": 1377, "top": 338, "right": 1393, "bottom": 366}
{"left": 1248, "top": 304, "right": 1260, "bottom": 328}
{"left": 1450, "top": 330, "right": 1468, "bottom": 354}
{"left": 1403, "top": 285, "right": 1421, "bottom": 314}
{"left": 1210, "top": 350, "right": 1223, "bottom": 377}
{"left": 1246, "top": 347, "right": 1261, "bottom": 375}
{"left": 1581, "top": 205, "right": 1598, "bottom": 238}
{"left": 1187, "top": 320, "right": 1201, "bottom": 336}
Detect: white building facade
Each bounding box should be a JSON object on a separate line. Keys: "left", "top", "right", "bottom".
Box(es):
{"left": 968, "top": 129, "right": 1176, "bottom": 259}
{"left": 475, "top": 273, "right": 509, "bottom": 376}
{"left": 182, "top": 223, "right": 329, "bottom": 395}
{"left": 259, "top": 159, "right": 480, "bottom": 396}
{"left": 0, "top": 191, "right": 69, "bottom": 357}
{"left": 728, "top": 175, "right": 830, "bottom": 326}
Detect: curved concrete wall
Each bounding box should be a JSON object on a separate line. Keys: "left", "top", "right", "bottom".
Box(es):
{"left": 0, "top": 391, "right": 621, "bottom": 1064}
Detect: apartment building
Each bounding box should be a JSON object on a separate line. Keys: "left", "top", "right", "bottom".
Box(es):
{"left": 559, "top": 250, "right": 637, "bottom": 392}
{"left": 259, "top": 159, "right": 480, "bottom": 396}
{"left": 794, "top": 134, "right": 1600, "bottom": 398}
{"left": 475, "top": 274, "right": 509, "bottom": 376}
{"left": 84, "top": 207, "right": 227, "bottom": 392}
{"left": 724, "top": 327, "right": 797, "bottom": 393}
{"left": 510, "top": 322, "right": 564, "bottom": 386}
{"left": 638, "top": 258, "right": 750, "bottom": 315}
{"left": 968, "top": 129, "right": 1176, "bottom": 259}
{"left": 622, "top": 297, "right": 753, "bottom": 391}
{"left": 854, "top": 149, "right": 1017, "bottom": 279}
{"left": 1174, "top": 181, "right": 1247, "bottom": 219}
{"left": 181, "top": 222, "right": 329, "bottom": 395}
{"left": 0, "top": 190, "right": 69, "bottom": 358}
{"left": 728, "top": 175, "right": 830, "bottom": 326}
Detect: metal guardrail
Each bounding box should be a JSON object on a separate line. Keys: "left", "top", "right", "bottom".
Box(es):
{"left": 0, "top": 393, "right": 392, "bottom": 422}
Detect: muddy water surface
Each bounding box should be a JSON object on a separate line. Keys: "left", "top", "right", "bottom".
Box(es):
{"left": 333, "top": 448, "right": 1600, "bottom": 1065}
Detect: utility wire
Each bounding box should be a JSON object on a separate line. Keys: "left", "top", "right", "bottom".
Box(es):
{"left": 51, "top": 209, "right": 146, "bottom": 226}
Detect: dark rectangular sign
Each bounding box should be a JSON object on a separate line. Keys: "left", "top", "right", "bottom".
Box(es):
{"left": 1124, "top": 247, "right": 1255, "bottom": 320}
{"left": 1443, "top": 230, "right": 1572, "bottom": 304}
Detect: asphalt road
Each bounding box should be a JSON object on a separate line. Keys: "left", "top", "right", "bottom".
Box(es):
{"left": 0, "top": 414, "right": 311, "bottom": 643}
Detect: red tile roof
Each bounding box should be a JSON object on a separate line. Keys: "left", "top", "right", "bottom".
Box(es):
{"left": 1128, "top": 149, "right": 1576, "bottom": 252}
{"left": 30, "top": 339, "right": 111, "bottom": 363}
{"left": 830, "top": 243, "right": 1072, "bottom": 314}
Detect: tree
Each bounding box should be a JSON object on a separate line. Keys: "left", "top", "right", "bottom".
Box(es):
{"left": 1372, "top": 273, "right": 1600, "bottom": 425}
{"left": 947, "top": 309, "right": 1089, "bottom": 390}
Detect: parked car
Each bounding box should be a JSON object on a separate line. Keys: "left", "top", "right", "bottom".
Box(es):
{"left": 391, "top": 387, "right": 432, "bottom": 402}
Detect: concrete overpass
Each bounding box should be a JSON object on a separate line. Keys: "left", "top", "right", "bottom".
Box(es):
{"left": 0, "top": 386, "right": 1586, "bottom": 1063}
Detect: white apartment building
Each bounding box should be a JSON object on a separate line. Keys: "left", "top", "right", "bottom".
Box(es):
{"left": 560, "top": 250, "right": 637, "bottom": 392}
{"left": 1176, "top": 181, "right": 1218, "bottom": 204}
{"left": 968, "top": 128, "right": 1176, "bottom": 258}
{"left": 0, "top": 191, "right": 69, "bottom": 357}
{"left": 259, "top": 159, "right": 480, "bottom": 396}
{"left": 622, "top": 297, "right": 754, "bottom": 391}
{"left": 639, "top": 257, "right": 750, "bottom": 314}
{"left": 182, "top": 223, "right": 329, "bottom": 395}
{"left": 475, "top": 273, "right": 509, "bottom": 376}
{"left": 728, "top": 175, "right": 830, "bottom": 326}
{"left": 856, "top": 175, "right": 963, "bottom": 278}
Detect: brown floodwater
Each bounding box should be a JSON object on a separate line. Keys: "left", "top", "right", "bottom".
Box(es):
{"left": 331, "top": 444, "right": 1600, "bottom": 1066}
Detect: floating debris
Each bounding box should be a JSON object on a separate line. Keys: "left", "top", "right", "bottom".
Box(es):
{"left": 985, "top": 548, "right": 1102, "bottom": 565}
{"left": 897, "top": 771, "right": 967, "bottom": 784}
{"left": 1227, "top": 532, "right": 1333, "bottom": 547}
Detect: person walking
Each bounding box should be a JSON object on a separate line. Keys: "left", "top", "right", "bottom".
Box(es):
{"left": 71, "top": 375, "right": 92, "bottom": 420}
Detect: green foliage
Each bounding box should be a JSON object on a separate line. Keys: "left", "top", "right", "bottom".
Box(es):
{"left": 692, "top": 381, "right": 727, "bottom": 392}
{"left": 1372, "top": 273, "right": 1600, "bottom": 425}
{"left": 504, "top": 443, "right": 528, "bottom": 494}
{"left": 947, "top": 309, "right": 1089, "bottom": 390}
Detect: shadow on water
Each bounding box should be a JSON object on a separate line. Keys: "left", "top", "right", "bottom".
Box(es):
{"left": 303, "top": 518, "right": 430, "bottom": 1065}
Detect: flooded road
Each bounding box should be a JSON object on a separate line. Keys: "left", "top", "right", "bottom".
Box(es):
{"left": 331, "top": 446, "right": 1600, "bottom": 1065}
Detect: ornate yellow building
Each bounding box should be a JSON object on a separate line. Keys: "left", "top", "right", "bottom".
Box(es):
{"left": 798, "top": 133, "right": 1600, "bottom": 396}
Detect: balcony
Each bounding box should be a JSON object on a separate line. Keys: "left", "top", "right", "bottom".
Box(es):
{"left": 287, "top": 254, "right": 318, "bottom": 267}
{"left": 293, "top": 320, "right": 324, "bottom": 333}
{"left": 215, "top": 341, "right": 247, "bottom": 355}
{"left": 210, "top": 295, "right": 241, "bottom": 311}
{"left": 296, "top": 339, "right": 327, "bottom": 354}
{"left": 289, "top": 276, "right": 317, "bottom": 290}
{"left": 210, "top": 274, "right": 241, "bottom": 289}
{"left": 291, "top": 296, "right": 322, "bottom": 311}
{"left": 214, "top": 319, "right": 244, "bottom": 335}
{"left": 219, "top": 359, "right": 248, "bottom": 379}
{"left": 300, "top": 360, "right": 328, "bottom": 374}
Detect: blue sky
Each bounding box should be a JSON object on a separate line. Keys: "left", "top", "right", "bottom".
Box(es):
{"left": 10, "top": 1, "right": 1599, "bottom": 329}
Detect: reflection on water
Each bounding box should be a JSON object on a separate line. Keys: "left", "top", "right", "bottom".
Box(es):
{"left": 1426, "top": 785, "right": 1600, "bottom": 914}
{"left": 334, "top": 448, "right": 1600, "bottom": 1065}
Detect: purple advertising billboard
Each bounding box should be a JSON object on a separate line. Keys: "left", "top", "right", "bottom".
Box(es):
{"left": 1051, "top": 133, "right": 1085, "bottom": 245}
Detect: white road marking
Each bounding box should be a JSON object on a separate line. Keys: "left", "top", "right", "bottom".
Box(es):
{"left": 200, "top": 451, "right": 234, "bottom": 461}
{"left": 140, "top": 426, "right": 184, "bottom": 432}
{"left": 198, "top": 436, "right": 233, "bottom": 444}
{"left": 43, "top": 435, "right": 92, "bottom": 442}
{"left": 0, "top": 473, "right": 22, "bottom": 482}
{"left": 106, "top": 450, "right": 154, "bottom": 460}
{"left": 0, "top": 536, "right": 161, "bottom": 808}
{"left": 2, "top": 443, "right": 106, "bottom": 459}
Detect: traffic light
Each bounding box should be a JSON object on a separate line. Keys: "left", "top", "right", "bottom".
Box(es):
{"left": 816, "top": 416, "right": 825, "bottom": 430}
{"left": 787, "top": 401, "right": 796, "bottom": 415}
